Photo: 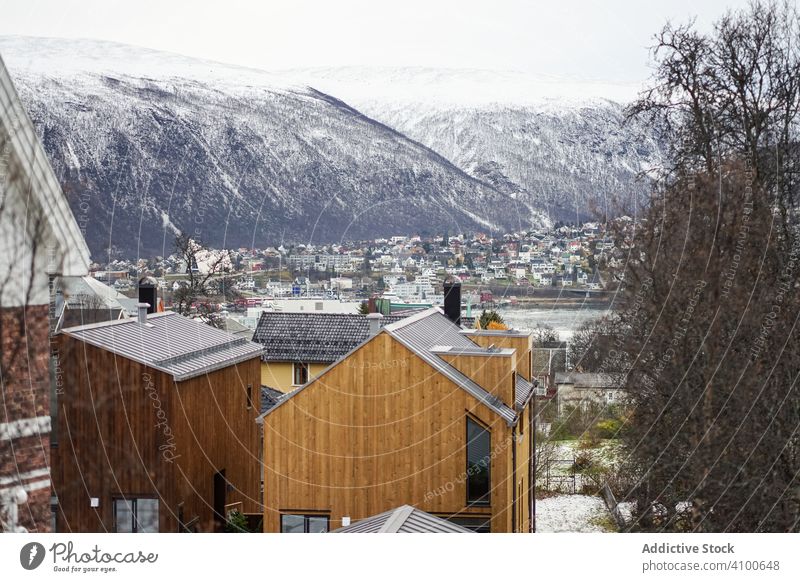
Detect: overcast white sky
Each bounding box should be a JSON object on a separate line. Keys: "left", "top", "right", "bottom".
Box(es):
{"left": 0, "top": 0, "right": 753, "bottom": 83}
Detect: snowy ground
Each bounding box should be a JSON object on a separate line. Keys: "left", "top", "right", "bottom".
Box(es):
{"left": 537, "top": 495, "right": 615, "bottom": 532}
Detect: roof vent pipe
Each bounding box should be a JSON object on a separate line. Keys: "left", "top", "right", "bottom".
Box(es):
{"left": 137, "top": 302, "right": 150, "bottom": 325}
{"left": 366, "top": 312, "right": 384, "bottom": 337}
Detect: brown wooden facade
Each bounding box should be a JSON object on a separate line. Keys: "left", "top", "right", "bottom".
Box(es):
{"left": 53, "top": 336, "right": 262, "bottom": 532}
{"left": 262, "top": 327, "right": 535, "bottom": 533}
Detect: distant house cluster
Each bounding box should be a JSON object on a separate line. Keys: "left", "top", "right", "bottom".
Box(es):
{"left": 80, "top": 221, "right": 620, "bottom": 324}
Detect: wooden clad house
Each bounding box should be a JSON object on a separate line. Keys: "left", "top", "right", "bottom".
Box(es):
{"left": 252, "top": 312, "right": 404, "bottom": 392}
{"left": 260, "top": 308, "right": 537, "bottom": 533}
{"left": 0, "top": 56, "right": 90, "bottom": 532}
{"left": 54, "top": 307, "right": 263, "bottom": 532}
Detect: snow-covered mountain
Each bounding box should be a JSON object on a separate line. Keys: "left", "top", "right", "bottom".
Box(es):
{"left": 288, "top": 67, "right": 662, "bottom": 223}
{"left": 0, "top": 37, "right": 659, "bottom": 258}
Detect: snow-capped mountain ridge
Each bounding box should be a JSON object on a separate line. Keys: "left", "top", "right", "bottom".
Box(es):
{"left": 0, "top": 35, "right": 299, "bottom": 90}
{"left": 0, "top": 37, "right": 659, "bottom": 257}
{"left": 285, "top": 65, "right": 642, "bottom": 108}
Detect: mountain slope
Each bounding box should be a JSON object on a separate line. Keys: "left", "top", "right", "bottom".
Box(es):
{"left": 0, "top": 37, "right": 545, "bottom": 258}
{"left": 287, "top": 67, "right": 662, "bottom": 222}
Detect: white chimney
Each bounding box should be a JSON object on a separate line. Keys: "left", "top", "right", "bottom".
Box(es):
{"left": 366, "top": 312, "right": 384, "bottom": 336}
{"left": 136, "top": 302, "right": 150, "bottom": 324}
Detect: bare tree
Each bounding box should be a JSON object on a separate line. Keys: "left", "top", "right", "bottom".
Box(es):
{"left": 612, "top": 162, "right": 800, "bottom": 532}
{"left": 172, "top": 234, "right": 231, "bottom": 328}
{"left": 615, "top": 1, "right": 800, "bottom": 532}
{"left": 628, "top": 0, "right": 800, "bottom": 237}
{"left": 530, "top": 323, "right": 560, "bottom": 346}
{"left": 568, "top": 316, "right": 627, "bottom": 372}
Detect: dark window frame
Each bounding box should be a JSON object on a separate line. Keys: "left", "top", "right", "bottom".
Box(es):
{"left": 246, "top": 383, "right": 253, "bottom": 409}
{"left": 280, "top": 513, "right": 330, "bottom": 533}
{"left": 441, "top": 514, "right": 492, "bottom": 533}
{"left": 293, "top": 362, "right": 309, "bottom": 386}
{"left": 466, "top": 415, "right": 491, "bottom": 507}
{"left": 113, "top": 496, "right": 160, "bottom": 533}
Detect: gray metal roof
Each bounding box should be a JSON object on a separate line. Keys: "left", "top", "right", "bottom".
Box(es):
{"left": 385, "top": 309, "right": 517, "bottom": 424}
{"left": 515, "top": 375, "right": 535, "bottom": 409}
{"left": 252, "top": 312, "right": 406, "bottom": 363}
{"left": 223, "top": 317, "right": 256, "bottom": 341}
{"left": 62, "top": 312, "right": 264, "bottom": 381}
{"left": 333, "top": 505, "right": 472, "bottom": 533}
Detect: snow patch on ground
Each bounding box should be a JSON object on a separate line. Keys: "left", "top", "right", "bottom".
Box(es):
{"left": 537, "top": 495, "right": 615, "bottom": 533}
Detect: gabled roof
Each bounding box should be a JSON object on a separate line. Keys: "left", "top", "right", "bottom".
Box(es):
{"left": 333, "top": 505, "right": 472, "bottom": 533}
{"left": 385, "top": 309, "right": 517, "bottom": 424}
{"left": 54, "top": 276, "right": 136, "bottom": 329}
{"left": 0, "top": 56, "right": 89, "bottom": 276}
{"left": 61, "top": 311, "right": 263, "bottom": 381}
{"left": 252, "top": 312, "right": 405, "bottom": 363}
{"left": 222, "top": 317, "right": 255, "bottom": 341}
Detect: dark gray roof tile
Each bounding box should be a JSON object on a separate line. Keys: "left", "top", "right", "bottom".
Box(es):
{"left": 252, "top": 312, "right": 406, "bottom": 363}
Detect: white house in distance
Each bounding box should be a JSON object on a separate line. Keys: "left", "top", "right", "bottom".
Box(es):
{"left": 554, "top": 372, "right": 623, "bottom": 414}
{"left": 0, "top": 55, "right": 90, "bottom": 532}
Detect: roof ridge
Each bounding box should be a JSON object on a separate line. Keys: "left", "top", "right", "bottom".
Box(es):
{"left": 378, "top": 505, "right": 415, "bottom": 533}
{"left": 152, "top": 336, "right": 251, "bottom": 367}
{"left": 382, "top": 307, "right": 442, "bottom": 332}
{"left": 60, "top": 309, "right": 179, "bottom": 334}
{"left": 61, "top": 315, "right": 136, "bottom": 334}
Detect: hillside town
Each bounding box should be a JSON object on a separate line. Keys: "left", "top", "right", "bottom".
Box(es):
{"left": 90, "top": 223, "right": 621, "bottom": 322}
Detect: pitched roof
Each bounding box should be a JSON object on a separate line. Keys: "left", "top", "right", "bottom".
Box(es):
{"left": 61, "top": 311, "right": 263, "bottom": 381}
{"left": 252, "top": 312, "right": 405, "bottom": 363}
{"left": 333, "top": 505, "right": 472, "bottom": 533}
{"left": 385, "top": 309, "right": 517, "bottom": 424}
{"left": 222, "top": 317, "right": 255, "bottom": 341}
{"left": 0, "top": 56, "right": 89, "bottom": 277}
{"left": 54, "top": 276, "right": 136, "bottom": 329}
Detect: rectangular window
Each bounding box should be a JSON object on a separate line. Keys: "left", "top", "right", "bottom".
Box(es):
{"left": 293, "top": 363, "right": 309, "bottom": 386}
{"left": 466, "top": 417, "right": 491, "bottom": 506}
{"left": 113, "top": 498, "right": 159, "bottom": 533}
{"left": 280, "top": 513, "right": 329, "bottom": 533}
{"left": 246, "top": 384, "right": 253, "bottom": 409}
{"left": 445, "top": 515, "right": 491, "bottom": 533}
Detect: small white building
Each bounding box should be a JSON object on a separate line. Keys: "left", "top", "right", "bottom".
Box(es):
{"left": 555, "top": 373, "right": 624, "bottom": 414}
